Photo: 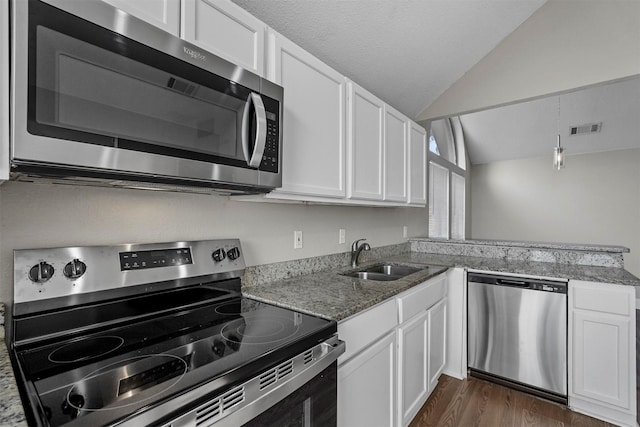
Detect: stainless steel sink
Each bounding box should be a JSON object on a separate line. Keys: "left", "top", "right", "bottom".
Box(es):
{"left": 342, "top": 264, "right": 423, "bottom": 281}
{"left": 363, "top": 264, "right": 422, "bottom": 276}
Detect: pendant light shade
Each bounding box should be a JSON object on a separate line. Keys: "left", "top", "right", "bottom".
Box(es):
{"left": 553, "top": 96, "right": 565, "bottom": 170}
{"left": 554, "top": 134, "right": 565, "bottom": 170}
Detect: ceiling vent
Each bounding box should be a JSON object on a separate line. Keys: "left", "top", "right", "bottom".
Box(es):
{"left": 569, "top": 122, "right": 602, "bottom": 136}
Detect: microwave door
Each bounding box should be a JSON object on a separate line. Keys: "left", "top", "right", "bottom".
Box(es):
{"left": 241, "top": 93, "right": 267, "bottom": 168}
{"left": 32, "top": 25, "right": 251, "bottom": 164}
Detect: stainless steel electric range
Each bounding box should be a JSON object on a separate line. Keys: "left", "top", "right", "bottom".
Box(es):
{"left": 10, "top": 239, "right": 344, "bottom": 427}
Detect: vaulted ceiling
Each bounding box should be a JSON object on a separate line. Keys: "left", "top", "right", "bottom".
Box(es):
{"left": 231, "top": 0, "right": 547, "bottom": 119}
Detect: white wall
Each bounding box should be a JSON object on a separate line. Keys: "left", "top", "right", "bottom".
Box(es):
{"left": 417, "top": 0, "right": 640, "bottom": 120}
{"left": 0, "top": 182, "right": 427, "bottom": 304}
{"left": 471, "top": 148, "right": 640, "bottom": 277}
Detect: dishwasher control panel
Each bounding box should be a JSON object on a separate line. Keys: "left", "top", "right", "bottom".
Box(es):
{"left": 467, "top": 272, "right": 567, "bottom": 293}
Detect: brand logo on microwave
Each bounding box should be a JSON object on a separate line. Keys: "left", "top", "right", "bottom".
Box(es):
{"left": 183, "top": 47, "right": 206, "bottom": 62}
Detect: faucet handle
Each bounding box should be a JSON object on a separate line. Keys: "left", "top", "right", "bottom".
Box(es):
{"left": 351, "top": 238, "right": 367, "bottom": 251}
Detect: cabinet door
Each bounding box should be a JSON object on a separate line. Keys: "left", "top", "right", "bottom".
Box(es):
{"left": 338, "top": 331, "right": 396, "bottom": 427}
{"left": 347, "top": 81, "right": 384, "bottom": 201}
{"left": 444, "top": 268, "right": 467, "bottom": 379}
{"left": 428, "top": 298, "right": 447, "bottom": 392}
{"left": 268, "top": 31, "right": 346, "bottom": 198}
{"left": 181, "top": 0, "right": 266, "bottom": 76}
{"left": 101, "top": 0, "right": 180, "bottom": 35}
{"left": 572, "top": 310, "right": 630, "bottom": 407}
{"left": 384, "top": 105, "right": 408, "bottom": 202}
{"left": 407, "top": 121, "right": 427, "bottom": 206}
{"left": 568, "top": 280, "right": 636, "bottom": 426}
{"left": 397, "top": 309, "right": 429, "bottom": 427}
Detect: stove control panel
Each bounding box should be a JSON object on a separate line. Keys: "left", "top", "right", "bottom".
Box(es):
{"left": 119, "top": 248, "right": 193, "bottom": 271}
{"left": 14, "top": 239, "right": 246, "bottom": 310}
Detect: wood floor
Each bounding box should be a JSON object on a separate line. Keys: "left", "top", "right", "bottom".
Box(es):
{"left": 409, "top": 375, "right": 615, "bottom": 427}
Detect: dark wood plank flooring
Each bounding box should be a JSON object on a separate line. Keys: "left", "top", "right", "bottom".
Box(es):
{"left": 409, "top": 375, "right": 615, "bottom": 427}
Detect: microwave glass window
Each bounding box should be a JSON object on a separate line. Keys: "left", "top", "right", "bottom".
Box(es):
{"left": 33, "top": 26, "right": 249, "bottom": 162}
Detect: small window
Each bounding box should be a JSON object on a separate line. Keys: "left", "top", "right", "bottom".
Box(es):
{"left": 427, "top": 117, "right": 468, "bottom": 240}
{"left": 451, "top": 172, "right": 465, "bottom": 239}
{"left": 429, "top": 119, "right": 456, "bottom": 164}
{"left": 428, "top": 162, "right": 449, "bottom": 239}
{"left": 429, "top": 130, "right": 440, "bottom": 155}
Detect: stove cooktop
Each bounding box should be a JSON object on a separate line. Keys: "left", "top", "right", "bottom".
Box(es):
{"left": 14, "top": 288, "right": 336, "bottom": 427}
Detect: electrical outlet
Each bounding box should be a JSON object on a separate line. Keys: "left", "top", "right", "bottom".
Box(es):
{"left": 339, "top": 229, "right": 346, "bottom": 244}
{"left": 294, "top": 230, "right": 303, "bottom": 249}
{"left": 402, "top": 226, "right": 408, "bottom": 238}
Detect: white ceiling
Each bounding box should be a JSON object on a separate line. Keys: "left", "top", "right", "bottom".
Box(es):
{"left": 460, "top": 77, "right": 640, "bottom": 164}
{"left": 231, "top": 0, "right": 547, "bottom": 119}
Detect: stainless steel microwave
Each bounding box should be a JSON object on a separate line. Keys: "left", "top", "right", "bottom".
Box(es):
{"left": 10, "top": 0, "right": 283, "bottom": 193}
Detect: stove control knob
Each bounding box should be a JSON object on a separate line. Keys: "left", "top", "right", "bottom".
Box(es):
{"left": 227, "top": 247, "right": 240, "bottom": 261}
{"left": 63, "top": 259, "right": 87, "bottom": 279}
{"left": 28, "top": 262, "right": 55, "bottom": 283}
{"left": 212, "top": 248, "right": 226, "bottom": 262}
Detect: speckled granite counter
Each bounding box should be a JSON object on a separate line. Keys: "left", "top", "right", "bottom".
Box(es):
{"left": 242, "top": 252, "right": 640, "bottom": 322}
{"left": 243, "top": 260, "right": 448, "bottom": 321}
{"left": 0, "top": 305, "right": 28, "bottom": 427}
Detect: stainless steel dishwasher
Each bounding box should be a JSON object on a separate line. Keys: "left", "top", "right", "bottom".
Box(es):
{"left": 467, "top": 272, "right": 567, "bottom": 403}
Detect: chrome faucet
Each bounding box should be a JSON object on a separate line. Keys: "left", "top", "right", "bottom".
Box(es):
{"left": 351, "top": 239, "right": 371, "bottom": 268}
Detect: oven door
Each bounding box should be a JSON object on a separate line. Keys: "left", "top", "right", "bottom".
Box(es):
{"left": 159, "top": 337, "right": 344, "bottom": 427}
{"left": 242, "top": 362, "right": 337, "bottom": 427}
{"left": 12, "top": 0, "right": 282, "bottom": 189}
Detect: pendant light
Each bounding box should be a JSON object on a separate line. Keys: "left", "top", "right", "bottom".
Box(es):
{"left": 554, "top": 96, "right": 565, "bottom": 170}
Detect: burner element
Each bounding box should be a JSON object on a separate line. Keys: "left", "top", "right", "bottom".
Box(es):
{"left": 214, "top": 299, "right": 262, "bottom": 315}
{"left": 221, "top": 316, "right": 299, "bottom": 345}
{"left": 48, "top": 336, "right": 124, "bottom": 364}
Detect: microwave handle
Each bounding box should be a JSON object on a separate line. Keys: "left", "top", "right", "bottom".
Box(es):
{"left": 241, "top": 93, "right": 267, "bottom": 168}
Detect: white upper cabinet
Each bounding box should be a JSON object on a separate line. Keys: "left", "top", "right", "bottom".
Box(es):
{"left": 384, "top": 105, "right": 408, "bottom": 202}
{"left": 347, "top": 81, "right": 384, "bottom": 201}
{"left": 101, "top": 0, "right": 180, "bottom": 36}
{"left": 407, "top": 121, "right": 427, "bottom": 206}
{"left": 181, "top": 0, "right": 266, "bottom": 76}
{"left": 267, "top": 31, "right": 346, "bottom": 198}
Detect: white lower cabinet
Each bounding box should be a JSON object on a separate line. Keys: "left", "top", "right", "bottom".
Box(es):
{"left": 397, "top": 288, "right": 447, "bottom": 426}
{"left": 568, "top": 280, "right": 637, "bottom": 427}
{"left": 338, "top": 331, "right": 396, "bottom": 427}
{"left": 397, "top": 309, "right": 429, "bottom": 426}
{"left": 428, "top": 299, "right": 447, "bottom": 392}
{"left": 338, "top": 273, "right": 448, "bottom": 427}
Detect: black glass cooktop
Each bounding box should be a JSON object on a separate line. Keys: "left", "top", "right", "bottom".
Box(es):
{"left": 14, "top": 288, "right": 336, "bottom": 427}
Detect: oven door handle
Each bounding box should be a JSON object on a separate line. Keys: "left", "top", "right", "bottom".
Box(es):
{"left": 241, "top": 93, "right": 267, "bottom": 169}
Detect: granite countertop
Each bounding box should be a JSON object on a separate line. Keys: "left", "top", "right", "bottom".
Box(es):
{"left": 409, "top": 237, "right": 630, "bottom": 253}
{"left": 242, "top": 253, "right": 640, "bottom": 321}
{"left": 243, "top": 260, "right": 449, "bottom": 321}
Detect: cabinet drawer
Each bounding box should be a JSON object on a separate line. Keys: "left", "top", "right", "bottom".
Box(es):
{"left": 571, "top": 282, "right": 632, "bottom": 316}
{"left": 338, "top": 298, "right": 397, "bottom": 363}
{"left": 398, "top": 274, "right": 446, "bottom": 323}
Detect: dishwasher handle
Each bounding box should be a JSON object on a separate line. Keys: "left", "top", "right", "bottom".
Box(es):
{"left": 496, "top": 278, "right": 529, "bottom": 287}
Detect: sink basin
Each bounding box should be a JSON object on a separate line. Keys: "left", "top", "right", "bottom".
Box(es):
{"left": 342, "top": 264, "right": 423, "bottom": 281}
{"left": 345, "top": 271, "right": 403, "bottom": 281}
{"left": 363, "top": 264, "right": 422, "bottom": 276}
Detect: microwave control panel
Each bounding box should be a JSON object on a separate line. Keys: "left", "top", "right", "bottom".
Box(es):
{"left": 260, "top": 98, "right": 280, "bottom": 173}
